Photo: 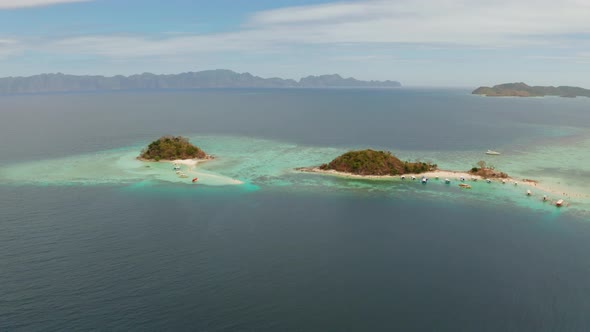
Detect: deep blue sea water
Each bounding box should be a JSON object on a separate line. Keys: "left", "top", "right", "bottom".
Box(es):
{"left": 1, "top": 88, "right": 590, "bottom": 331}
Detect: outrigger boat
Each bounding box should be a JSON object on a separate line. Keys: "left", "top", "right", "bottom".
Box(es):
{"left": 459, "top": 183, "right": 472, "bottom": 189}
{"left": 486, "top": 150, "right": 501, "bottom": 155}
{"left": 526, "top": 190, "right": 532, "bottom": 196}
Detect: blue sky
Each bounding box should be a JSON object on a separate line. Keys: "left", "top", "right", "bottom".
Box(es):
{"left": 0, "top": 0, "right": 589, "bottom": 87}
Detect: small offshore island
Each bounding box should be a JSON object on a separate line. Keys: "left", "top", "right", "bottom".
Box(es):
{"left": 473, "top": 83, "right": 590, "bottom": 98}
{"left": 310, "top": 149, "right": 437, "bottom": 176}
{"left": 299, "top": 149, "right": 496, "bottom": 181}
{"left": 298, "top": 149, "right": 568, "bottom": 206}
{"left": 138, "top": 135, "right": 212, "bottom": 176}
{"left": 139, "top": 136, "right": 211, "bottom": 162}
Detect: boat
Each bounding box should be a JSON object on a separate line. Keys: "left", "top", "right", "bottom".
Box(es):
{"left": 459, "top": 183, "right": 472, "bottom": 189}
{"left": 556, "top": 199, "right": 564, "bottom": 207}
{"left": 502, "top": 179, "right": 507, "bottom": 184}
{"left": 514, "top": 181, "right": 518, "bottom": 186}
{"left": 421, "top": 177, "right": 428, "bottom": 184}
{"left": 445, "top": 178, "right": 451, "bottom": 184}
{"left": 486, "top": 179, "right": 492, "bottom": 183}
{"left": 543, "top": 195, "right": 548, "bottom": 202}
{"left": 401, "top": 175, "right": 406, "bottom": 180}
{"left": 486, "top": 150, "right": 501, "bottom": 155}
{"left": 526, "top": 190, "right": 532, "bottom": 196}
{"left": 460, "top": 176, "right": 465, "bottom": 182}
{"left": 192, "top": 177, "right": 199, "bottom": 183}
{"left": 411, "top": 176, "right": 416, "bottom": 180}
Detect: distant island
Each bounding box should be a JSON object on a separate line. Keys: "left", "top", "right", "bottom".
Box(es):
{"left": 473, "top": 82, "right": 590, "bottom": 98}
{"left": 301, "top": 149, "right": 437, "bottom": 176}
{"left": 139, "top": 136, "right": 209, "bottom": 162}
{"left": 0, "top": 70, "right": 401, "bottom": 95}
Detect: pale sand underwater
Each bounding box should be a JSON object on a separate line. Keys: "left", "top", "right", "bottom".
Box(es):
{"left": 0, "top": 135, "right": 588, "bottom": 216}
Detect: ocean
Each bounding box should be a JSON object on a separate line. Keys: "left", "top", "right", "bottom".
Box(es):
{"left": 1, "top": 88, "right": 590, "bottom": 331}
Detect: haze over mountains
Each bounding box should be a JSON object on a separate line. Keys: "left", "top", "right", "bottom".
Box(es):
{"left": 0, "top": 69, "right": 401, "bottom": 94}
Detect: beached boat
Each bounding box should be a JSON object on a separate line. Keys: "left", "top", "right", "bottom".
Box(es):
{"left": 543, "top": 195, "right": 548, "bottom": 202}
{"left": 445, "top": 178, "right": 451, "bottom": 184}
{"left": 556, "top": 199, "right": 564, "bottom": 207}
{"left": 401, "top": 175, "right": 406, "bottom": 180}
{"left": 486, "top": 150, "right": 501, "bottom": 155}
{"left": 526, "top": 190, "right": 532, "bottom": 196}
{"left": 486, "top": 179, "right": 492, "bottom": 183}
{"left": 421, "top": 177, "right": 428, "bottom": 184}
{"left": 459, "top": 183, "right": 472, "bottom": 189}
{"left": 411, "top": 176, "right": 416, "bottom": 180}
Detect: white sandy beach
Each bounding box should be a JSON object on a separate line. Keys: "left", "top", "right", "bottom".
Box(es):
{"left": 297, "top": 167, "right": 585, "bottom": 205}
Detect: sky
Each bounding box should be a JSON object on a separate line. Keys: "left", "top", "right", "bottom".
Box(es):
{"left": 0, "top": 0, "right": 589, "bottom": 87}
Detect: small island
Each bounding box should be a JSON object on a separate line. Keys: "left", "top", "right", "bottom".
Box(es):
{"left": 139, "top": 136, "right": 210, "bottom": 161}
{"left": 298, "top": 150, "right": 519, "bottom": 184}
{"left": 299, "top": 149, "right": 437, "bottom": 176}
{"left": 473, "top": 82, "right": 590, "bottom": 98}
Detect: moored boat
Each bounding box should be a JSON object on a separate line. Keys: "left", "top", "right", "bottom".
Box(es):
{"left": 486, "top": 150, "right": 501, "bottom": 155}
{"left": 556, "top": 199, "right": 564, "bottom": 207}
{"left": 459, "top": 183, "right": 472, "bottom": 189}
{"left": 526, "top": 190, "right": 532, "bottom": 196}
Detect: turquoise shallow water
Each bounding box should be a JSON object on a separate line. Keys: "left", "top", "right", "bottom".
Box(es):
{"left": 1, "top": 133, "right": 589, "bottom": 217}
{"left": 2, "top": 89, "right": 590, "bottom": 330}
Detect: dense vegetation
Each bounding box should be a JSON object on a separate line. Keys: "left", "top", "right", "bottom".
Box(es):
{"left": 319, "top": 149, "right": 437, "bottom": 176}
{"left": 139, "top": 136, "right": 207, "bottom": 161}
{"left": 473, "top": 82, "right": 590, "bottom": 98}
{"left": 469, "top": 161, "right": 508, "bottom": 178}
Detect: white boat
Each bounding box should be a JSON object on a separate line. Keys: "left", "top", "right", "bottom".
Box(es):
{"left": 445, "top": 178, "right": 451, "bottom": 184}
{"left": 411, "top": 176, "right": 416, "bottom": 180}
{"left": 486, "top": 150, "right": 501, "bottom": 155}
{"left": 526, "top": 190, "right": 532, "bottom": 196}
{"left": 543, "top": 195, "right": 548, "bottom": 202}
{"left": 486, "top": 179, "right": 492, "bottom": 183}
{"left": 556, "top": 199, "right": 564, "bottom": 207}
{"left": 401, "top": 175, "right": 406, "bottom": 180}
{"left": 421, "top": 177, "right": 428, "bottom": 184}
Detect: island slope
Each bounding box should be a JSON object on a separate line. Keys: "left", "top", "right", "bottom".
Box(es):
{"left": 316, "top": 149, "right": 436, "bottom": 176}
{"left": 473, "top": 82, "right": 590, "bottom": 98}
{"left": 139, "top": 136, "right": 208, "bottom": 161}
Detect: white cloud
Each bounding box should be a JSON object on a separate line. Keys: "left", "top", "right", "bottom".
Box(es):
{"left": 4, "top": 0, "right": 590, "bottom": 60}
{"left": 0, "top": 0, "right": 89, "bottom": 9}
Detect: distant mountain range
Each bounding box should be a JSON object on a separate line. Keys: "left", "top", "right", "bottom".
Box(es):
{"left": 473, "top": 82, "right": 590, "bottom": 98}
{"left": 0, "top": 69, "right": 401, "bottom": 94}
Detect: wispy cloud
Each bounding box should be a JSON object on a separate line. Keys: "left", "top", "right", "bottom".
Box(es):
{"left": 0, "top": 0, "right": 89, "bottom": 9}
{"left": 3, "top": 0, "right": 590, "bottom": 60}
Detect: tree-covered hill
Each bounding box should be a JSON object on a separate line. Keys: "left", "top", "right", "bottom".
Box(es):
{"left": 139, "top": 136, "right": 207, "bottom": 161}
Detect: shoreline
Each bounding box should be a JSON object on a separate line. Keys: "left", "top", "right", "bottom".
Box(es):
{"left": 297, "top": 167, "right": 585, "bottom": 204}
